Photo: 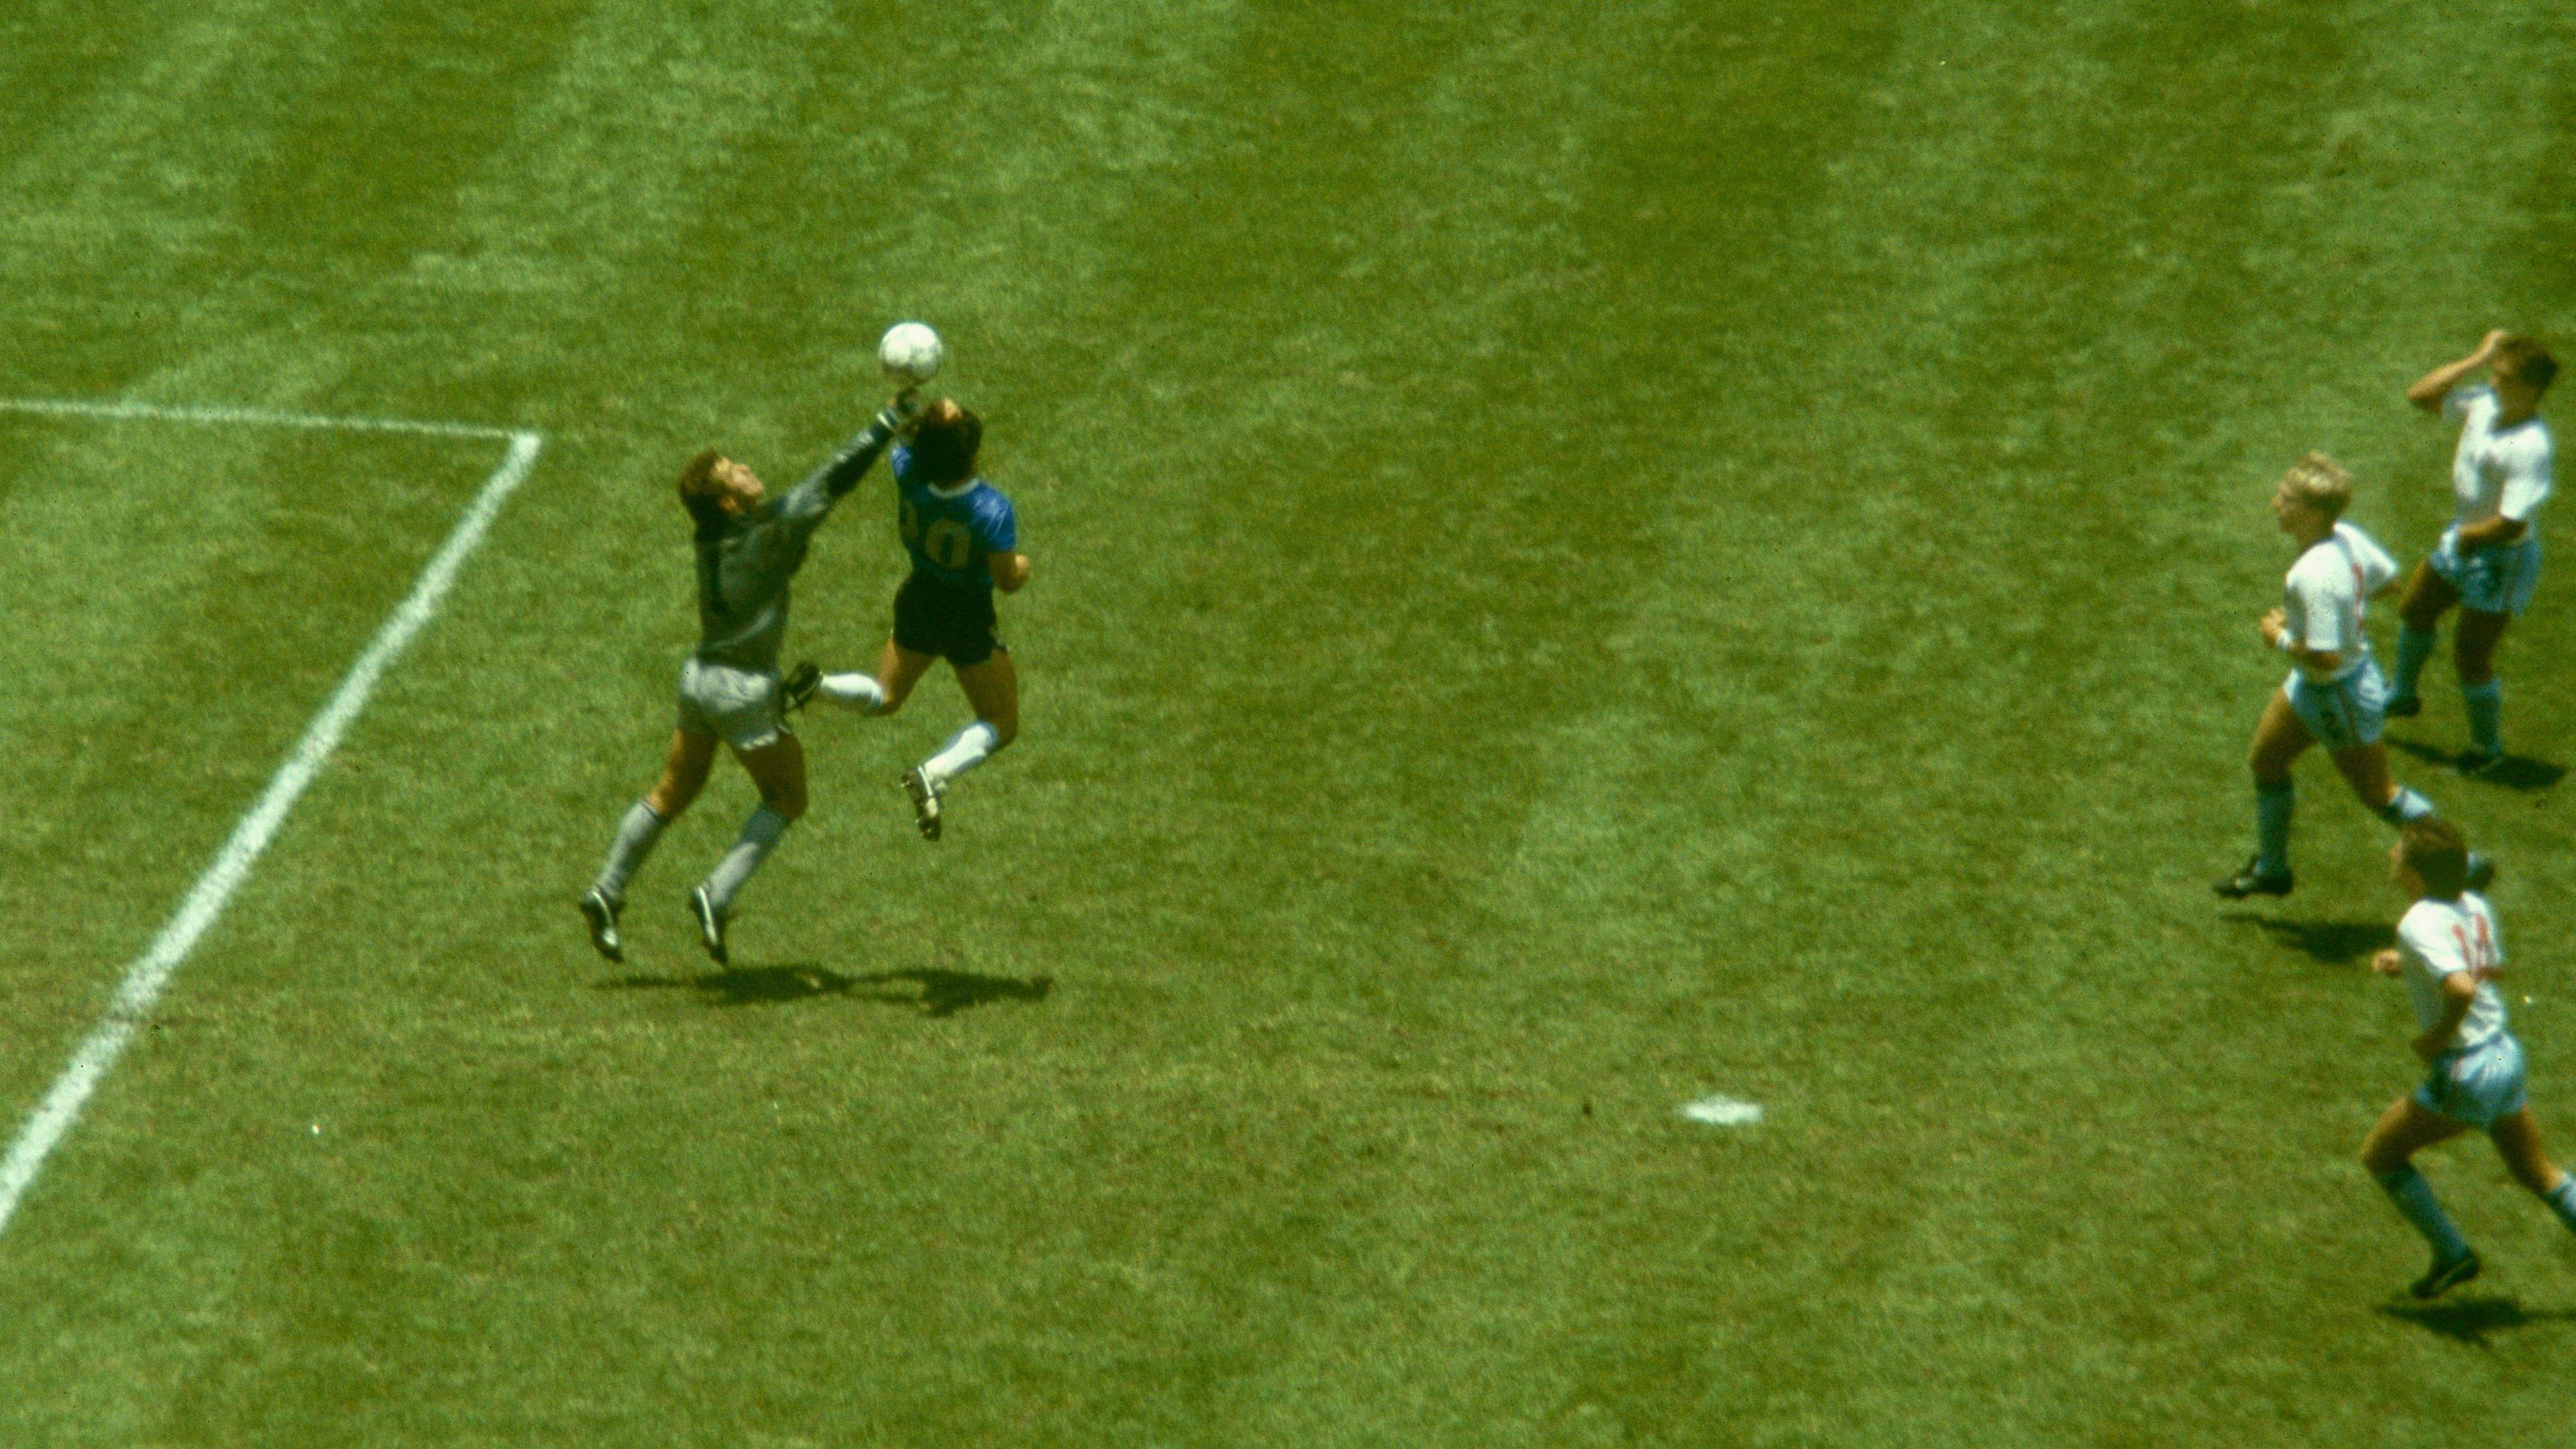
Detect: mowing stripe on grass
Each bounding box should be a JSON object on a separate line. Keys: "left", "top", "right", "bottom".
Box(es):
{"left": 0, "top": 418, "right": 543, "bottom": 1240}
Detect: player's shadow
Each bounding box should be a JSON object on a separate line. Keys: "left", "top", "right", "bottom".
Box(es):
{"left": 2378, "top": 1296, "right": 2576, "bottom": 1348}
{"left": 2225, "top": 914, "right": 2393, "bottom": 966}
{"left": 2387, "top": 738, "right": 2565, "bottom": 792}
{"left": 853, "top": 968, "right": 1055, "bottom": 1018}
{"left": 600, "top": 964, "right": 1051, "bottom": 1016}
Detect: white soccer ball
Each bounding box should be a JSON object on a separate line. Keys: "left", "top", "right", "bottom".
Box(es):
{"left": 879, "top": 321, "right": 943, "bottom": 384}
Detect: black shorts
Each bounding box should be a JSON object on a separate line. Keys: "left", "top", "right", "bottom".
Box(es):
{"left": 892, "top": 570, "right": 1004, "bottom": 667}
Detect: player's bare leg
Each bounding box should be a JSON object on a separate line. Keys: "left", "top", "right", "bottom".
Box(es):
{"left": 2487, "top": 1108, "right": 2576, "bottom": 1237}
{"left": 2218, "top": 692, "right": 2310, "bottom": 897}
{"left": 2387, "top": 564, "right": 2459, "bottom": 717}
{"left": 2324, "top": 740, "right": 2483, "bottom": 884}
{"left": 648, "top": 729, "right": 720, "bottom": 818}
{"left": 904, "top": 651, "right": 1018, "bottom": 841}
{"left": 582, "top": 729, "right": 719, "bottom": 962}
{"left": 2361, "top": 1095, "right": 2482, "bottom": 1296}
{"left": 2453, "top": 606, "right": 2510, "bottom": 769}
{"left": 691, "top": 734, "right": 808, "bottom": 965}
{"left": 2327, "top": 742, "right": 2396, "bottom": 814}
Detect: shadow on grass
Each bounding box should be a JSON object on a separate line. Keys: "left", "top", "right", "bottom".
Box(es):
{"left": 2388, "top": 737, "right": 2565, "bottom": 792}
{"left": 602, "top": 963, "right": 1053, "bottom": 1016}
{"left": 2224, "top": 914, "right": 2392, "bottom": 965}
{"left": 2378, "top": 1296, "right": 2576, "bottom": 1347}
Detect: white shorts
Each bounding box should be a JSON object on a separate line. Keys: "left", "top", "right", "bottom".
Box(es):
{"left": 2428, "top": 527, "right": 2541, "bottom": 616}
{"left": 675, "top": 657, "right": 790, "bottom": 753}
{"left": 2414, "top": 1032, "right": 2528, "bottom": 1128}
{"left": 2284, "top": 657, "right": 2385, "bottom": 752}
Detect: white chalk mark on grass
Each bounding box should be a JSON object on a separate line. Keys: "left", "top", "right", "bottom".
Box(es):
{"left": 0, "top": 395, "right": 523, "bottom": 441}
{"left": 0, "top": 407, "right": 543, "bottom": 1239}
{"left": 1680, "top": 1096, "right": 1765, "bottom": 1127}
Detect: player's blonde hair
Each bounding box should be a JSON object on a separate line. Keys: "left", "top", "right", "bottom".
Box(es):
{"left": 2279, "top": 451, "right": 2353, "bottom": 521}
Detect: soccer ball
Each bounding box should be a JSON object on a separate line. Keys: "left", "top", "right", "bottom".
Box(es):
{"left": 879, "top": 321, "right": 943, "bottom": 384}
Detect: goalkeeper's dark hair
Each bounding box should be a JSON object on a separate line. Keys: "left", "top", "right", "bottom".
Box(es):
{"left": 2399, "top": 818, "right": 2471, "bottom": 900}
{"left": 2496, "top": 335, "right": 2559, "bottom": 397}
{"left": 676, "top": 447, "right": 731, "bottom": 531}
{"left": 910, "top": 402, "right": 983, "bottom": 485}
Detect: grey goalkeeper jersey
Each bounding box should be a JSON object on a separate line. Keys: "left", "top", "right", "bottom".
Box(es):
{"left": 692, "top": 420, "right": 895, "bottom": 672}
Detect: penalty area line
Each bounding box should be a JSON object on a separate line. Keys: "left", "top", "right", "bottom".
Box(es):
{"left": 0, "top": 423, "right": 544, "bottom": 1240}
{"left": 0, "top": 395, "right": 523, "bottom": 441}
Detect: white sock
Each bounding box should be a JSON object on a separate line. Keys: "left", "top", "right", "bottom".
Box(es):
{"left": 923, "top": 720, "right": 1002, "bottom": 786}
{"left": 817, "top": 672, "right": 885, "bottom": 712}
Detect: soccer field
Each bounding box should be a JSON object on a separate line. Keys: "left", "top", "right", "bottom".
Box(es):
{"left": 4, "top": 1, "right": 2574, "bottom": 1444}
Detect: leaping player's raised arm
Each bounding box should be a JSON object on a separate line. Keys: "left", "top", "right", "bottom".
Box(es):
{"left": 2408, "top": 330, "right": 2512, "bottom": 412}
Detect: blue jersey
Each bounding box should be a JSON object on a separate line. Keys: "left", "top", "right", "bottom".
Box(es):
{"left": 891, "top": 443, "right": 1017, "bottom": 588}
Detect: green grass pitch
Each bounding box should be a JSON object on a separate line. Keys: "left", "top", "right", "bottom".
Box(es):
{"left": 3, "top": 1, "right": 2575, "bottom": 1443}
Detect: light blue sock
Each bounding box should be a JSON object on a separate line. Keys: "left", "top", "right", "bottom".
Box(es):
{"left": 2255, "top": 780, "right": 2294, "bottom": 876}
{"left": 702, "top": 806, "right": 792, "bottom": 916}
{"left": 2376, "top": 1167, "right": 2472, "bottom": 1263}
{"left": 2546, "top": 1175, "right": 2576, "bottom": 1236}
{"left": 2392, "top": 625, "right": 2437, "bottom": 698}
{"left": 2377, "top": 786, "right": 2437, "bottom": 827}
{"left": 2461, "top": 679, "right": 2502, "bottom": 756}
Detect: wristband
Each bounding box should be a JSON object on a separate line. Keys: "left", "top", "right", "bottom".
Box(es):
{"left": 2275, "top": 631, "right": 2299, "bottom": 654}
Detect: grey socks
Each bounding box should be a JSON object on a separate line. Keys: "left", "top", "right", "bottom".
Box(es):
{"left": 702, "top": 806, "right": 793, "bottom": 916}
{"left": 593, "top": 800, "right": 667, "bottom": 904}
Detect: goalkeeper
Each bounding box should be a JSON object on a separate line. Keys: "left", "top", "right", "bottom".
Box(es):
{"left": 578, "top": 392, "right": 918, "bottom": 966}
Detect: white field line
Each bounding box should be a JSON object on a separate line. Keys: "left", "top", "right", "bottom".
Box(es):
{"left": 1680, "top": 1096, "right": 1764, "bottom": 1127}
{"left": 0, "top": 414, "right": 543, "bottom": 1239}
{"left": 0, "top": 396, "right": 522, "bottom": 441}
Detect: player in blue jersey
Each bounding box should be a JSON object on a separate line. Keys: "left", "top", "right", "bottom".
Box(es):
{"left": 576, "top": 393, "right": 914, "bottom": 965}
{"left": 804, "top": 398, "right": 1030, "bottom": 840}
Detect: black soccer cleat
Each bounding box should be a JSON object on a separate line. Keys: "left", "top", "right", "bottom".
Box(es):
{"left": 2213, "top": 858, "right": 2294, "bottom": 900}
{"left": 2457, "top": 748, "right": 2505, "bottom": 778}
{"left": 578, "top": 888, "right": 625, "bottom": 963}
{"left": 902, "top": 765, "right": 944, "bottom": 842}
{"left": 2465, "top": 853, "right": 2498, "bottom": 894}
{"left": 689, "top": 883, "right": 729, "bottom": 966}
{"left": 2384, "top": 693, "right": 2423, "bottom": 720}
{"left": 2410, "top": 1248, "right": 2481, "bottom": 1301}
{"left": 782, "top": 661, "right": 820, "bottom": 713}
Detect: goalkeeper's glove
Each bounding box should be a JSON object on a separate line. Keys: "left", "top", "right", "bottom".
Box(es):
{"left": 875, "top": 388, "right": 926, "bottom": 439}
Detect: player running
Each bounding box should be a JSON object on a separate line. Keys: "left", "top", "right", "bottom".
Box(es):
{"left": 802, "top": 398, "right": 1029, "bottom": 841}
{"left": 2360, "top": 819, "right": 2576, "bottom": 1299}
{"left": 2385, "top": 331, "right": 2557, "bottom": 772}
{"left": 2215, "top": 454, "right": 2485, "bottom": 899}
{"left": 577, "top": 392, "right": 918, "bottom": 965}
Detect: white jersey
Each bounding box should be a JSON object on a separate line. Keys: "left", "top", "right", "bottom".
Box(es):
{"left": 2280, "top": 521, "right": 2398, "bottom": 682}
{"left": 2398, "top": 893, "right": 2508, "bottom": 1053}
{"left": 2445, "top": 385, "right": 2553, "bottom": 535}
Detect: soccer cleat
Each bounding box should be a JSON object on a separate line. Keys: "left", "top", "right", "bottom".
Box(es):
{"left": 2457, "top": 748, "right": 2504, "bottom": 777}
{"left": 2410, "top": 1248, "right": 2482, "bottom": 1300}
{"left": 689, "top": 883, "right": 729, "bottom": 966}
{"left": 2213, "top": 859, "right": 2294, "bottom": 900}
{"left": 902, "top": 765, "right": 944, "bottom": 842}
{"left": 781, "top": 661, "right": 820, "bottom": 713}
{"left": 2385, "top": 694, "right": 2423, "bottom": 719}
{"left": 578, "top": 888, "right": 625, "bottom": 963}
{"left": 2465, "top": 853, "right": 2498, "bottom": 894}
